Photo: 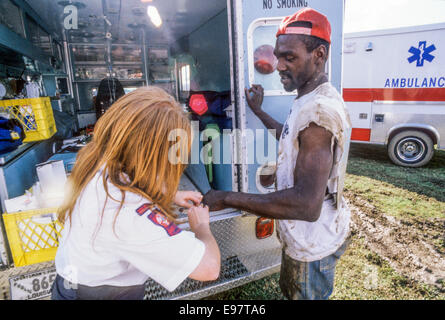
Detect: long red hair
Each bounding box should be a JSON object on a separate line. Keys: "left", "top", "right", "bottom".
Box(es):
{"left": 58, "top": 86, "right": 191, "bottom": 226}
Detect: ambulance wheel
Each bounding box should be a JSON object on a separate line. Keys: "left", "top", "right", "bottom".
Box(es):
{"left": 388, "top": 131, "right": 434, "bottom": 167}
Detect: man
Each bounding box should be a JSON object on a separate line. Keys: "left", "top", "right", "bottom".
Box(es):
{"left": 203, "top": 8, "right": 352, "bottom": 300}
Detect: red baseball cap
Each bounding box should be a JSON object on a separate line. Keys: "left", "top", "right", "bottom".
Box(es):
{"left": 276, "top": 8, "right": 331, "bottom": 44}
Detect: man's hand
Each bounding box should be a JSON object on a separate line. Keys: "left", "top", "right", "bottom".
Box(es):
{"left": 245, "top": 84, "right": 264, "bottom": 114}
{"left": 202, "top": 189, "right": 228, "bottom": 211}
{"left": 174, "top": 191, "right": 203, "bottom": 208}
{"left": 245, "top": 84, "right": 283, "bottom": 139}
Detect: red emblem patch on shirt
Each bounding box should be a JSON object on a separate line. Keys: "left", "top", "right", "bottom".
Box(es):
{"left": 147, "top": 207, "right": 182, "bottom": 236}
{"left": 136, "top": 203, "right": 153, "bottom": 216}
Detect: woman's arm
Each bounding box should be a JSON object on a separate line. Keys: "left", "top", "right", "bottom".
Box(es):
{"left": 186, "top": 205, "right": 221, "bottom": 281}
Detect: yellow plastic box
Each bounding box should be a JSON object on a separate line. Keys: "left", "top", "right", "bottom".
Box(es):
{"left": 0, "top": 97, "right": 57, "bottom": 142}
{"left": 3, "top": 208, "right": 62, "bottom": 267}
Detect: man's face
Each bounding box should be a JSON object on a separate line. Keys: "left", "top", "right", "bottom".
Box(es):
{"left": 273, "top": 35, "right": 316, "bottom": 92}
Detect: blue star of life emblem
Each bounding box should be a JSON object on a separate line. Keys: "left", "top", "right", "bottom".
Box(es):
{"left": 408, "top": 41, "right": 436, "bottom": 67}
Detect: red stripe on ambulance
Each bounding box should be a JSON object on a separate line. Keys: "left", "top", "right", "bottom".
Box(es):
{"left": 351, "top": 128, "right": 371, "bottom": 141}
{"left": 343, "top": 88, "right": 445, "bottom": 102}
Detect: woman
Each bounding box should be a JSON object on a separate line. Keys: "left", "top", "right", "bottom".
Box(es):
{"left": 52, "top": 86, "right": 221, "bottom": 300}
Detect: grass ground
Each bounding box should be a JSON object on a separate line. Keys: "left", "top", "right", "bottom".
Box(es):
{"left": 207, "top": 144, "right": 445, "bottom": 300}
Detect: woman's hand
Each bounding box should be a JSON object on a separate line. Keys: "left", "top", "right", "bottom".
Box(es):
{"left": 174, "top": 191, "right": 203, "bottom": 208}
{"left": 187, "top": 204, "right": 210, "bottom": 233}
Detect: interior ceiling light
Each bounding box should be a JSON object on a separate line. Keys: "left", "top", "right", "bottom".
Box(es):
{"left": 140, "top": 0, "right": 153, "bottom": 2}
{"left": 147, "top": 6, "right": 162, "bottom": 28}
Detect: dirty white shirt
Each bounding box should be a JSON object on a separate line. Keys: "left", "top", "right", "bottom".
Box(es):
{"left": 55, "top": 169, "right": 205, "bottom": 292}
{"left": 276, "top": 82, "right": 352, "bottom": 262}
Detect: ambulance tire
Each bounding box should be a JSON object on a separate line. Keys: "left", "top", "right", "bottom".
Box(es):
{"left": 388, "top": 131, "right": 434, "bottom": 167}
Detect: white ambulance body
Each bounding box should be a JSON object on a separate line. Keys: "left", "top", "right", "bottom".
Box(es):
{"left": 343, "top": 23, "right": 445, "bottom": 167}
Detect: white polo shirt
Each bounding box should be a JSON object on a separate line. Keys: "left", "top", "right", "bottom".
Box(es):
{"left": 55, "top": 169, "right": 205, "bottom": 292}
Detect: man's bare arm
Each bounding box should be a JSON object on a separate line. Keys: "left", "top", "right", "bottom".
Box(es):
{"left": 253, "top": 109, "right": 284, "bottom": 139}
{"left": 203, "top": 123, "right": 334, "bottom": 222}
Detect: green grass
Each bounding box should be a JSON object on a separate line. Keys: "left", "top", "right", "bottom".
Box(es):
{"left": 206, "top": 144, "right": 445, "bottom": 300}
{"left": 208, "top": 234, "right": 445, "bottom": 300}
{"left": 344, "top": 173, "right": 445, "bottom": 220}
{"left": 331, "top": 236, "right": 445, "bottom": 300}
{"left": 347, "top": 144, "right": 445, "bottom": 202}
{"left": 205, "top": 274, "right": 285, "bottom": 300}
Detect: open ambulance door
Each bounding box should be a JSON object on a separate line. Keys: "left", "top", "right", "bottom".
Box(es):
{"left": 230, "top": 0, "right": 345, "bottom": 196}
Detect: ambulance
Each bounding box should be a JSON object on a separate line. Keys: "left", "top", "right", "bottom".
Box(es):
{"left": 0, "top": 0, "right": 344, "bottom": 299}
{"left": 343, "top": 23, "right": 445, "bottom": 167}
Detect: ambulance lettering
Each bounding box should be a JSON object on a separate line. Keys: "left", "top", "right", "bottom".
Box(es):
{"left": 384, "top": 76, "right": 445, "bottom": 88}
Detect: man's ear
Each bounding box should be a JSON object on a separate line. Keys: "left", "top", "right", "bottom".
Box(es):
{"left": 314, "top": 45, "right": 327, "bottom": 66}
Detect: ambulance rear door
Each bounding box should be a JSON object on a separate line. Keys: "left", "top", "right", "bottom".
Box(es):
{"left": 231, "top": 0, "right": 345, "bottom": 195}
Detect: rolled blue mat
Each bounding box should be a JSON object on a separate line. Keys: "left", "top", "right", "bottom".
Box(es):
{"left": 184, "top": 163, "right": 212, "bottom": 194}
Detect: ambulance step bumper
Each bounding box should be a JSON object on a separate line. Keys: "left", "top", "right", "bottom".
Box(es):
{"left": 145, "top": 248, "right": 281, "bottom": 300}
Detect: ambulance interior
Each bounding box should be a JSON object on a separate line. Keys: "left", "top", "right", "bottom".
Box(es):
{"left": 0, "top": 0, "right": 235, "bottom": 218}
